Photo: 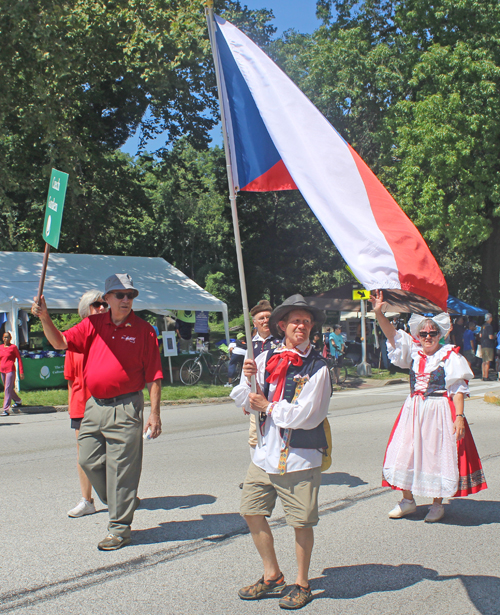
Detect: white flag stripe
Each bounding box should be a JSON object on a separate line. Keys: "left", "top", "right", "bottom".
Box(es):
{"left": 217, "top": 17, "right": 401, "bottom": 290}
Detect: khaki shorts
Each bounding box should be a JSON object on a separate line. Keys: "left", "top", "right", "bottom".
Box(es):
{"left": 482, "top": 347, "right": 494, "bottom": 363}
{"left": 240, "top": 462, "right": 321, "bottom": 528}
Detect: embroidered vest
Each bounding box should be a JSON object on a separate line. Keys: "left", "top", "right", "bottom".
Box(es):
{"left": 253, "top": 335, "right": 280, "bottom": 358}
{"left": 409, "top": 347, "right": 457, "bottom": 397}
{"left": 262, "top": 348, "right": 329, "bottom": 449}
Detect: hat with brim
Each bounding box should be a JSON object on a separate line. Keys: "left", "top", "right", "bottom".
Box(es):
{"left": 269, "top": 294, "right": 325, "bottom": 339}
{"left": 104, "top": 273, "right": 139, "bottom": 298}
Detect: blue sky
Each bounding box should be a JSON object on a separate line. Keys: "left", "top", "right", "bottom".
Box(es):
{"left": 121, "top": 1, "right": 321, "bottom": 156}
{"left": 244, "top": 0, "right": 321, "bottom": 36}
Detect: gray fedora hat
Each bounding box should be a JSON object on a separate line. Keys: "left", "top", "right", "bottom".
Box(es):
{"left": 269, "top": 294, "right": 325, "bottom": 338}
{"left": 104, "top": 273, "right": 139, "bottom": 297}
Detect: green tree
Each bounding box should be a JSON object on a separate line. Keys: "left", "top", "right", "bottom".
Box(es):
{"left": 273, "top": 0, "right": 500, "bottom": 315}
{"left": 0, "top": 0, "right": 275, "bottom": 254}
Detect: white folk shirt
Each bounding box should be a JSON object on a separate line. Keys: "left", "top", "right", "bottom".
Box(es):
{"left": 388, "top": 331, "right": 472, "bottom": 396}
{"left": 230, "top": 340, "right": 331, "bottom": 474}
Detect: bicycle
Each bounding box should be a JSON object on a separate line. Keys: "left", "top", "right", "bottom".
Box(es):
{"left": 179, "top": 347, "right": 233, "bottom": 385}
{"left": 327, "top": 353, "right": 349, "bottom": 386}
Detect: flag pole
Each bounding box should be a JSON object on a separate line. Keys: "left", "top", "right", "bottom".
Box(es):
{"left": 36, "top": 243, "right": 51, "bottom": 306}
{"left": 205, "top": 2, "right": 258, "bottom": 396}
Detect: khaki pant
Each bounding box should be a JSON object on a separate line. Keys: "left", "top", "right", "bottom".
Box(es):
{"left": 78, "top": 392, "right": 144, "bottom": 538}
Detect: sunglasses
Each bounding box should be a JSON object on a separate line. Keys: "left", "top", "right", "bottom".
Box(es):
{"left": 91, "top": 301, "right": 108, "bottom": 309}
{"left": 418, "top": 331, "right": 439, "bottom": 339}
{"left": 111, "top": 292, "right": 135, "bottom": 300}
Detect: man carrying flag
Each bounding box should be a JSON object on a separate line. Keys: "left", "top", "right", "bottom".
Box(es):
{"left": 231, "top": 295, "right": 331, "bottom": 610}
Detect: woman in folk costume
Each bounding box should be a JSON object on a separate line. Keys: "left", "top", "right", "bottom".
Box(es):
{"left": 371, "top": 290, "right": 487, "bottom": 523}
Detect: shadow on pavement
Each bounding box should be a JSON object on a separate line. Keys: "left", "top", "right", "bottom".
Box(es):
{"left": 311, "top": 564, "right": 500, "bottom": 614}
{"left": 139, "top": 494, "right": 217, "bottom": 511}
{"left": 379, "top": 499, "right": 500, "bottom": 526}
{"left": 441, "top": 498, "right": 500, "bottom": 527}
{"left": 387, "top": 499, "right": 500, "bottom": 527}
{"left": 132, "top": 513, "right": 245, "bottom": 545}
{"left": 312, "top": 563, "right": 438, "bottom": 598}
{"left": 321, "top": 472, "right": 368, "bottom": 487}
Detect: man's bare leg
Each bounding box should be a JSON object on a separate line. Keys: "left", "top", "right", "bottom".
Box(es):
{"left": 244, "top": 515, "right": 281, "bottom": 581}
{"left": 294, "top": 527, "right": 314, "bottom": 587}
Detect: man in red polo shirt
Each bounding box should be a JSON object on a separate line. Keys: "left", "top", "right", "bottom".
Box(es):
{"left": 32, "top": 273, "right": 163, "bottom": 551}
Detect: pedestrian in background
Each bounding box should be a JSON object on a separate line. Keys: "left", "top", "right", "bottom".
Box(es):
{"left": 462, "top": 321, "right": 477, "bottom": 370}
{"left": 329, "top": 324, "right": 345, "bottom": 385}
{"left": 451, "top": 316, "right": 465, "bottom": 353}
{"left": 480, "top": 313, "right": 495, "bottom": 381}
{"left": 225, "top": 332, "right": 246, "bottom": 387}
{"left": 65, "top": 290, "right": 108, "bottom": 518}
{"left": 0, "top": 331, "right": 24, "bottom": 416}
{"left": 245, "top": 300, "right": 278, "bottom": 456}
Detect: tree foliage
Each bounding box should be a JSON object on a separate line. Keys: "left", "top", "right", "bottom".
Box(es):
{"left": 0, "top": 0, "right": 274, "bottom": 253}
{"left": 2, "top": 0, "right": 499, "bottom": 319}
{"left": 273, "top": 0, "right": 500, "bottom": 314}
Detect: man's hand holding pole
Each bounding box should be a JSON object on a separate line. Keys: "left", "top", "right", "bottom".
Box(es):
{"left": 31, "top": 295, "right": 68, "bottom": 350}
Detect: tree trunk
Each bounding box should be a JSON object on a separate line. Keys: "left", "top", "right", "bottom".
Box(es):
{"left": 479, "top": 215, "right": 500, "bottom": 330}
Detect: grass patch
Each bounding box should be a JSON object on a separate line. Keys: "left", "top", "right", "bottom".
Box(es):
{"left": 9, "top": 388, "right": 69, "bottom": 407}
{"left": 369, "top": 368, "right": 408, "bottom": 381}
{"left": 145, "top": 383, "right": 230, "bottom": 402}
{"left": 4, "top": 382, "right": 231, "bottom": 408}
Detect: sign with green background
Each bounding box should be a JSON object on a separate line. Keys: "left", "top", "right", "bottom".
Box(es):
{"left": 42, "top": 169, "right": 68, "bottom": 249}
{"left": 20, "top": 357, "right": 66, "bottom": 391}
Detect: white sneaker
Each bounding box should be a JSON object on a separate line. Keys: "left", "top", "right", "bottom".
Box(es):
{"left": 388, "top": 498, "right": 417, "bottom": 518}
{"left": 223, "top": 383, "right": 233, "bottom": 388}
{"left": 67, "top": 498, "right": 96, "bottom": 518}
{"left": 425, "top": 504, "right": 445, "bottom": 523}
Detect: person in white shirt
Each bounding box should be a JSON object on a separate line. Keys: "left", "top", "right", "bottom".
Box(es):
{"left": 231, "top": 295, "right": 330, "bottom": 610}
{"left": 246, "top": 300, "right": 279, "bottom": 454}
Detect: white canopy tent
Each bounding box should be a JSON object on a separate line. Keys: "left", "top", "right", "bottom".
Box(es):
{"left": 0, "top": 252, "right": 230, "bottom": 350}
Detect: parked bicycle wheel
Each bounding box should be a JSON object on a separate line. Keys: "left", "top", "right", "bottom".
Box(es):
{"left": 180, "top": 359, "right": 202, "bottom": 385}
{"left": 217, "top": 359, "right": 229, "bottom": 384}
{"left": 330, "top": 365, "right": 348, "bottom": 386}
{"left": 232, "top": 361, "right": 242, "bottom": 384}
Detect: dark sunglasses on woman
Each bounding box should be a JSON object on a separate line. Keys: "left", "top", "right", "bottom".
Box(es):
{"left": 418, "top": 331, "right": 439, "bottom": 338}
{"left": 91, "top": 301, "right": 108, "bottom": 309}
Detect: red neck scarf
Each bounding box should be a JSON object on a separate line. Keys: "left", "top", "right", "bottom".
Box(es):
{"left": 266, "top": 351, "right": 303, "bottom": 402}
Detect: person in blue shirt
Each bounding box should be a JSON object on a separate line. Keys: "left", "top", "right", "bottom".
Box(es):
{"left": 462, "top": 321, "right": 476, "bottom": 369}
{"left": 329, "top": 324, "right": 345, "bottom": 384}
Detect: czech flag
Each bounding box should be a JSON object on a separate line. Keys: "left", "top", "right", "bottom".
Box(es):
{"left": 213, "top": 15, "right": 448, "bottom": 313}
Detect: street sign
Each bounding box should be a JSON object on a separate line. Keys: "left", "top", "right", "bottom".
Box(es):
{"left": 42, "top": 169, "right": 68, "bottom": 249}
{"left": 352, "top": 289, "right": 371, "bottom": 300}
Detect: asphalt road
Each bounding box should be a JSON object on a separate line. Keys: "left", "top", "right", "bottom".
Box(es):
{"left": 0, "top": 380, "right": 499, "bottom": 615}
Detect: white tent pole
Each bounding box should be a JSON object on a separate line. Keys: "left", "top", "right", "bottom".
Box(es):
{"left": 9, "top": 300, "right": 20, "bottom": 390}
{"left": 206, "top": 3, "right": 256, "bottom": 394}
{"left": 221, "top": 304, "right": 231, "bottom": 352}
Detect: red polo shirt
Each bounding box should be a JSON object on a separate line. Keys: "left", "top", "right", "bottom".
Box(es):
{"left": 64, "top": 310, "right": 163, "bottom": 399}
{"left": 64, "top": 351, "right": 90, "bottom": 419}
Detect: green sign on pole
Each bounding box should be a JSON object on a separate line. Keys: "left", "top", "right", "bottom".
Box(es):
{"left": 42, "top": 168, "right": 68, "bottom": 249}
